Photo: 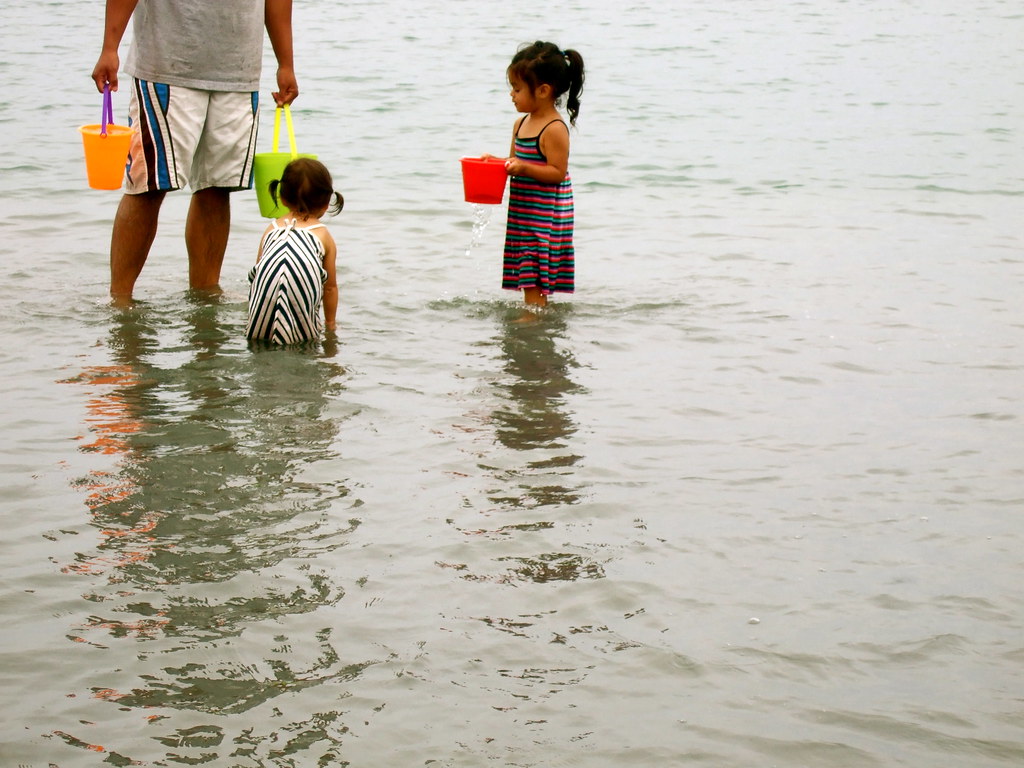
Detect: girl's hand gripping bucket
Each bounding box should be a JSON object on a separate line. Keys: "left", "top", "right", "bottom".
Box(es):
{"left": 253, "top": 105, "right": 317, "bottom": 218}
{"left": 79, "top": 84, "right": 134, "bottom": 190}
{"left": 461, "top": 156, "right": 509, "bottom": 204}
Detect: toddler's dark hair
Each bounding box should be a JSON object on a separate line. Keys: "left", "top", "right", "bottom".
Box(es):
{"left": 270, "top": 157, "right": 344, "bottom": 217}
{"left": 507, "top": 41, "right": 585, "bottom": 125}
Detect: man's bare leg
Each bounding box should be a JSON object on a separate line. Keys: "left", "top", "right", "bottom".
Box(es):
{"left": 110, "top": 190, "right": 166, "bottom": 303}
{"left": 185, "top": 187, "right": 232, "bottom": 292}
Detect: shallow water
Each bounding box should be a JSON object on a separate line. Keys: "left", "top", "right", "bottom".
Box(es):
{"left": 1, "top": 0, "right": 1023, "bottom": 766}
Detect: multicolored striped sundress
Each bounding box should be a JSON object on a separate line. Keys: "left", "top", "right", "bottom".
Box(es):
{"left": 502, "top": 118, "right": 575, "bottom": 295}
{"left": 246, "top": 220, "right": 327, "bottom": 344}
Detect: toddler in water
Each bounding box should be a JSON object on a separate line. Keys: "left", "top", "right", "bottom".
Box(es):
{"left": 246, "top": 158, "right": 343, "bottom": 344}
{"left": 495, "top": 41, "right": 585, "bottom": 310}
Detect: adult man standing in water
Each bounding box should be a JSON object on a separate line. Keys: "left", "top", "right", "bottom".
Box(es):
{"left": 91, "top": 0, "right": 299, "bottom": 302}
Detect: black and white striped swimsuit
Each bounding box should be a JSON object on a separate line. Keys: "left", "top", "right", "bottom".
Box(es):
{"left": 246, "top": 219, "right": 327, "bottom": 344}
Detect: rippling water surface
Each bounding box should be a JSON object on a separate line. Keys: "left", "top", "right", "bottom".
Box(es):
{"left": 1, "top": 1, "right": 1022, "bottom": 765}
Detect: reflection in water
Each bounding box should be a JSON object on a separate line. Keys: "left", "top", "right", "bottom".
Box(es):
{"left": 489, "top": 306, "right": 586, "bottom": 507}
{"left": 58, "top": 297, "right": 363, "bottom": 763}
{"left": 446, "top": 305, "right": 602, "bottom": 585}
{"left": 429, "top": 306, "right": 608, "bottom": 763}
{"left": 458, "top": 552, "right": 605, "bottom": 585}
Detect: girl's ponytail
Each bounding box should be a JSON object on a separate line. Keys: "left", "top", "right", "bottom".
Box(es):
{"left": 563, "top": 48, "right": 585, "bottom": 126}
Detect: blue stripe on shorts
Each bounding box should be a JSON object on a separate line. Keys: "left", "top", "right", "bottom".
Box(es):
{"left": 131, "top": 79, "right": 174, "bottom": 191}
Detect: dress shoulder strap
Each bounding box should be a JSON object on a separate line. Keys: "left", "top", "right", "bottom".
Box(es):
{"left": 535, "top": 118, "right": 567, "bottom": 142}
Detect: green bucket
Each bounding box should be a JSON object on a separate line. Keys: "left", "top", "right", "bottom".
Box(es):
{"left": 253, "top": 151, "right": 317, "bottom": 218}
{"left": 253, "top": 105, "right": 316, "bottom": 218}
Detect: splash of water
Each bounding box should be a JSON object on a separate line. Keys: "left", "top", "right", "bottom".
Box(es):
{"left": 464, "top": 204, "right": 495, "bottom": 257}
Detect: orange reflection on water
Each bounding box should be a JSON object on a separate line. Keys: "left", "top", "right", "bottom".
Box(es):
{"left": 61, "top": 364, "right": 162, "bottom": 583}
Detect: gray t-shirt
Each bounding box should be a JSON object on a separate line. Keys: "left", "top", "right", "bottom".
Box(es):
{"left": 125, "top": 0, "right": 265, "bottom": 91}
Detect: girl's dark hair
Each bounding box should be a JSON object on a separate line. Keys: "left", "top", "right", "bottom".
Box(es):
{"left": 270, "top": 157, "right": 344, "bottom": 217}
{"left": 507, "top": 41, "right": 585, "bottom": 125}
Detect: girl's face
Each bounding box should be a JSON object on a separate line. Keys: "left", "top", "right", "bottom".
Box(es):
{"left": 508, "top": 76, "right": 537, "bottom": 113}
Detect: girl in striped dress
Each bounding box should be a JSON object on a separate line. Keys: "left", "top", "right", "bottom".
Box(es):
{"left": 246, "top": 158, "right": 343, "bottom": 344}
{"left": 499, "top": 41, "right": 585, "bottom": 310}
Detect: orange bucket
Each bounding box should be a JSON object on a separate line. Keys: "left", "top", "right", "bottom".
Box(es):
{"left": 79, "top": 124, "right": 133, "bottom": 190}
{"left": 460, "top": 157, "right": 508, "bottom": 204}
{"left": 80, "top": 85, "right": 133, "bottom": 190}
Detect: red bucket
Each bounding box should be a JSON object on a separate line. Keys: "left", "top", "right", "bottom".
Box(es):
{"left": 460, "top": 156, "right": 508, "bottom": 204}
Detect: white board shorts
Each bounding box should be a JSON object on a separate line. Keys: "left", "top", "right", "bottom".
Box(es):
{"left": 125, "top": 79, "right": 259, "bottom": 194}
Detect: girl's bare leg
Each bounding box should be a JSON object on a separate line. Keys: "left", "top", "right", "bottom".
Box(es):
{"left": 523, "top": 287, "right": 548, "bottom": 308}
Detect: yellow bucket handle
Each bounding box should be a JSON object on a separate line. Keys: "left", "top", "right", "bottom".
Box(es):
{"left": 271, "top": 105, "right": 298, "bottom": 156}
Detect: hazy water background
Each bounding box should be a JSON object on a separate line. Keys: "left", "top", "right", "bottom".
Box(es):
{"left": 2, "top": 0, "right": 1023, "bottom": 765}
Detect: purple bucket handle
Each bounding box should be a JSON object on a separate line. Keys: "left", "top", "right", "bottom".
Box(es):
{"left": 101, "top": 83, "right": 113, "bottom": 137}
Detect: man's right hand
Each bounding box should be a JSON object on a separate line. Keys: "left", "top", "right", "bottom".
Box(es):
{"left": 92, "top": 49, "right": 121, "bottom": 93}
